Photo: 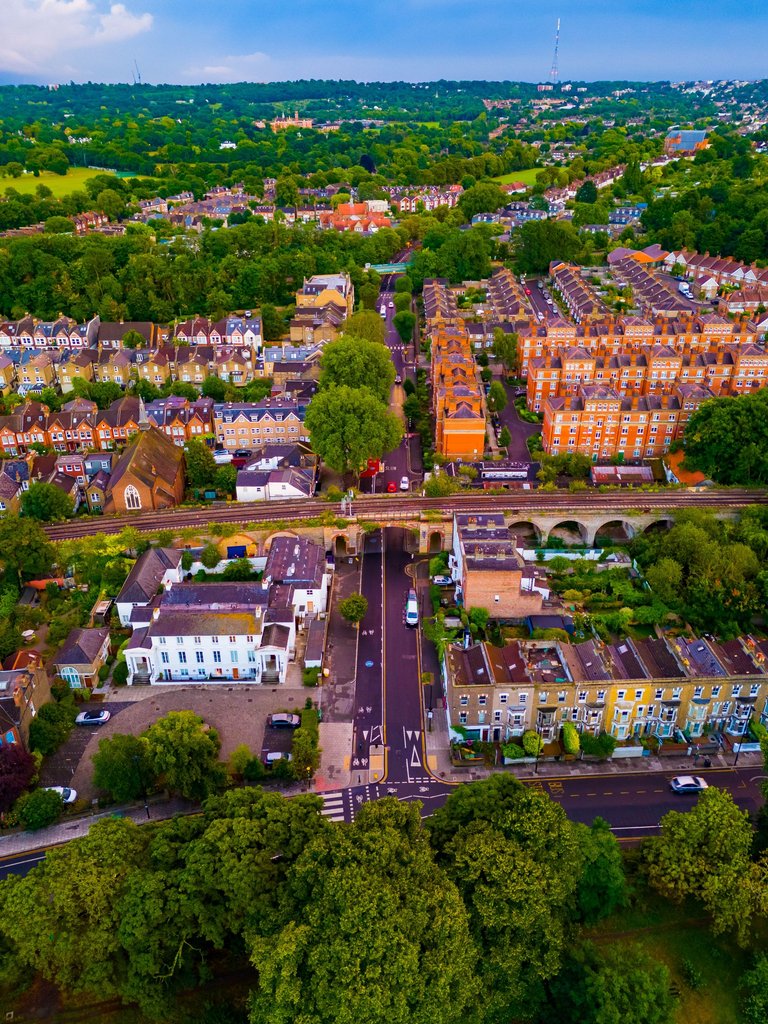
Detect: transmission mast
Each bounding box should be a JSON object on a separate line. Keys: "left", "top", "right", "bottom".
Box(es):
{"left": 133, "top": 60, "right": 142, "bottom": 86}
{"left": 549, "top": 18, "right": 561, "bottom": 84}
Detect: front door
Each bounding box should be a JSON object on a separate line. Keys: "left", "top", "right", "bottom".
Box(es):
{"left": 233, "top": 668, "right": 239, "bottom": 679}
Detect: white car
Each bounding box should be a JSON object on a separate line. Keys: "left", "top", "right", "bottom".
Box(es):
{"left": 669, "top": 776, "right": 709, "bottom": 793}
{"left": 212, "top": 449, "right": 233, "bottom": 465}
{"left": 399, "top": 476, "right": 410, "bottom": 491}
{"left": 75, "top": 709, "right": 111, "bottom": 726}
{"left": 388, "top": 301, "right": 394, "bottom": 308}
{"left": 44, "top": 786, "right": 77, "bottom": 804}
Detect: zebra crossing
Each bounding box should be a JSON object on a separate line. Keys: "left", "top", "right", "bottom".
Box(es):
{"left": 319, "top": 791, "right": 347, "bottom": 822}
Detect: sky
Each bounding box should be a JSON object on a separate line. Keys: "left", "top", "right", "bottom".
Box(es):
{"left": 0, "top": 0, "right": 766, "bottom": 86}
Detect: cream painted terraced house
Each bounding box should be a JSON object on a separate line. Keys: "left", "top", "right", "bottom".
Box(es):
{"left": 445, "top": 634, "right": 768, "bottom": 745}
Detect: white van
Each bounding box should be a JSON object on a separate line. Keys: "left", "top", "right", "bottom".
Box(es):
{"left": 405, "top": 588, "right": 419, "bottom": 627}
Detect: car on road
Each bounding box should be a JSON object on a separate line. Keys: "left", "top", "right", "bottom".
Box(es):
{"left": 399, "top": 476, "right": 410, "bottom": 491}
{"left": 212, "top": 449, "right": 233, "bottom": 465}
{"left": 44, "top": 786, "right": 77, "bottom": 804}
{"left": 669, "top": 775, "right": 709, "bottom": 793}
{"left": 75, "top": 709, "right": 111, "bottom": 726}
{"left": 405, "top": 588, "right": 419, "bottom": 627}
{"left": 394, "top": 374, "right": 402, "bottom": 384}
{"left": 431, "top": 574, "right": 453, "bottom": 586}
{"left": 388, "top": 301, "right": 394, "bottom": 308}
{"left": 267, "top": 713, "right": 301, "bottom": 729}
{"left": 386, "top": 481, "right": 397, "bottom": 492}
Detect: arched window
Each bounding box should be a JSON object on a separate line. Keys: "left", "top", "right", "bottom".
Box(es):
{"left": 61, "top": 667, "right": 80, "bottom": 688}
{"left": 125, "top": 485, "right": 141, "bottom": 510}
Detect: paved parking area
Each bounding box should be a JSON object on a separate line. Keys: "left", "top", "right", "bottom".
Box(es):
{"left": 58, "top": 687, "right": 311, "bottom": 801}
{"left": 39, "top": 701, "right": 134, "bottom": 789}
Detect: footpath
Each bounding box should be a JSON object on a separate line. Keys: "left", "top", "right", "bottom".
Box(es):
{"left": 424, "top": 702, "right": 765, "bottom": 784}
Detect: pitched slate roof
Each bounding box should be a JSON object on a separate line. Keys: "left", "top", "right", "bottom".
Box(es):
{"left": 117, "top": 547, "right": 182, "bottom": 605}
{"left": 53, "top": 627, "right": 109, "bottom": 668}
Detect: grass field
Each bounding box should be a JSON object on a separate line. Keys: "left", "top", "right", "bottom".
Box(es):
{"left": 492, "top": 168, "right": 541, "bottom": 186}
{"left": 587, "top": 887, "right": 764, "bottom": 1024}
{"left": 0, "top": 167, "right": 120, "bottom": 198}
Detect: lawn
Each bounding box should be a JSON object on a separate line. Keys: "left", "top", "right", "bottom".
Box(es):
{"left": 492, "top": 168, "right": 541, "bottom": 186}
{"left": 588, "top": 887, "right": 765, "bottom": 1024}
{"left": 0, "top": 167, "right": 124, "bottom": 198}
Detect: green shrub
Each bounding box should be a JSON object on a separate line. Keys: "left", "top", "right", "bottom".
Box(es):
{"left": 112, "top": 661, "right": 129, "bottom": 686}
{"left": 28, "top": 699, "right": 77, "bottom": 756}
{"left": 580, "top": 731, "right": 617, "bottom": 759}
{"left": 228, "top": 743, "right": 253, "bottom": 779}
{"left": 243, "top": 756, "right": 266, "bottom": 781}
{"left": 562, "top": 722, "right": 580, "bottom": 755}
{"left": 501, "top": 741, "right": 526, "bottom": 760}
{"left": 681, "top": 958, "right": 703, "bottom": 991}
{"left": 522, "top": 730, "right": 544, "bottom": 757}
{"left": 302, "top": 667, "right": 320, "bottom": 687}
{"left": 97, "top": 664, "right": 110, "bottom": 682}
{"left": 15, "top": 788, "right": 64, "bottom": 830}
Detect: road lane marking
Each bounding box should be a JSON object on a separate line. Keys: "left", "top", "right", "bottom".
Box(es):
{"left": 586, "top": 792, "right": 597, "bottom": 796}
{"left": 620, "top": 790, "right": 629, "bottom": 794}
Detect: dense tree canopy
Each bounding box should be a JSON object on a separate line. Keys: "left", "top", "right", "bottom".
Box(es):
{"left": 683, "top": 390, "right": 768, "bottom": 486}
{"left": 318, "top": 335, "right": 395, "bottom": 404}
{"left": 305, "top": 386, "right": 403, "bottom": 474}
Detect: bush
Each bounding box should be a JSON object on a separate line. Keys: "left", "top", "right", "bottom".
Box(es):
{"left": 181, "top": 550, "right": 194, "bottom": 571}
{"left": 522, "top": 730, "right": 544, "bottom": 757}
{"left": 97, "top": 664, "right": 110, "bottom": 682}
{"left": 243, "top": 757, "right": 266, "bottom": 781}
{"left": 200, "top": 543, "right": 221, "bottom": 569}
{"left": 562, "top": 722, "right": 580, "bottom": 755}
{"left": 580, "top": 731, "right": 617, "bottom": 759}
{"left": 112, "top": 660, "right": 129, "bottom": 686}
{"left": 228, "top": 743, "right": 253, "bottom": 779}
{"left": 303, "top": 667, "right": 320, "bottom": 686}
{"left": 15, "top": 788, "right": 64, "bottom": 830}
{"left": 501, "top": 741, "right": 526, "bottom": 760}
{"left": 28, "top": 699, "right": 77, "bottom": 756}
{"left": 681, "top": 958, "right": 703, "bottom": 991}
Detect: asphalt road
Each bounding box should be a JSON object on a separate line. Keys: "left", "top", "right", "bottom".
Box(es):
{"left": 350, "top": 530, "right": 385, "bottom": 783}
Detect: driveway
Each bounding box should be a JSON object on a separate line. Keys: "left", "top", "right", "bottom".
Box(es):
{"left": 496, "top": 383, "right": 541, "bottom": 461}
{"left": 52, "top": 686, "right": 313, "bottom": 801}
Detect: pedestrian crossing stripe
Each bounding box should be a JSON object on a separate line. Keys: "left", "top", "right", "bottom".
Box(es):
{"left": 319, "top": 792, "right": 346, "bottom": 821}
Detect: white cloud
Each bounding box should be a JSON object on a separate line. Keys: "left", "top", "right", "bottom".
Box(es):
{"left": 0, "top": 0, "right": 153, "bottom": 76}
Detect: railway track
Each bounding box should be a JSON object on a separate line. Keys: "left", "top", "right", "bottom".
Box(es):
{"left": 44, "top": 488, "right": 768, "bottom": 541}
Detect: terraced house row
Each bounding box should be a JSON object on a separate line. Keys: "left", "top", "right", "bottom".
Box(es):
{"left": 446, "top": 632, "right": 768, "bottom": 745}
{"left": 0, "top": 394, "right": 308, "bottom": 456}
{"left": 425, "top": 279, "right": 487, "bottom": 460}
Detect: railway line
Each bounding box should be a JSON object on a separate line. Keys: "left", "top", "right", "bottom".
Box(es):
{"left": 44, "top": 488, "right": 768, "bottom": 541}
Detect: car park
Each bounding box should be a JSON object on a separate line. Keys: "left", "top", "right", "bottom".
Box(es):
{"left": 44, "top": 786, "right": 77, "bottom": 804}
{"left": 75, "top": 709, "right": 111, "bottom": 726}
{"left": 399, "top": 476, "right": 410, "bottom": 491}
{"left": 431, "top": 574, "right": 453, "bottom": 586}
{"left": 669, "top": 775, "right": 709, "bottom": 793}
{"left": 267, "top": 713, "right": 301, "bottom": 728}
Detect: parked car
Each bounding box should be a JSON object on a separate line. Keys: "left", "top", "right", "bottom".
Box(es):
{"left": 267, "top": 713, "right": 301, "bottom": 728}
{"left": 399, "top": 476, "right": 410, "bottom": 491}
{"left": 264, "top": 751, "right": 293, "bottom": 765}
{"left": 212, "top": 449, "right": 233, "bottom": 465}
{"left": 386, "top": 481, "right": 397, "bottom": 492}
{"left": 75, "top": 709, "right": 111, "bottom": 726}
{"left": 669, "top": 776, "right": 709, "bottom": 793}
{"left": 431, "top": 575, "right": 453, "bottom": 586}
{"left": 44, "top": 786, "right": 77, "bottom": 804}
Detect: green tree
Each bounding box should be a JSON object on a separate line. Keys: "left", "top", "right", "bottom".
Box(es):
{"left": 645, "top": 557, "right": 683, "bottom": 605}
{"left": 319, "top": 335, "right": 395, "bottom": 405}
{"left": 92, "top": 733, "right": 155, "bottom": 803}
{"left": 573, "top": 817, "right": 627, "bottom": 924}
{"left": 20, "top": 481, "right": 73, "bottom": 522}
{"left": 200, "top": 542, "right": 221, "bottom": 569}
{"left": 248, "top": 800, "right": 478, "bottom": 1024}
{"left": 343, "top": 310, "right": 386, "bottom": 346}
{"left": 339, "top": 592, "right": 368, "bottom": 624}
{"left": 95, "top": 188, "right": 126, "bottom": 220}
{"left": 214, "top": 463, "right": 237, "bottom": 495}
{"left": 428, "top": 775, "right": 581, "bottom": 1019}
{"left": 393, "top": 291, "right": 411, "bottom": 312}
{"left": 305, "top": 386, "right": 403, "bottom": 474}
{"left": 28, "top": 699, "right": 77, "bottom": 756}
{"left": 0, "top": 817, "right": 149, "bottom": 995}
{"left": 741, "top": 954, "right": 768, "bottom": 1024}
{"left": 394, "top": 276, "right": 413, "bottom": 294}
{"left": 184, "top": 438, "right": 217, "bottom": 489}
{"left": 202, "top": 375, "right": 228, "bottom": 401}
{"left": 121, "top": 330, "right": 146, "bottom": 349}
{"left": 487, "top": 380, "right": 508, "bottom": 413}
{"left": 392, "top": 309, "right": 416, "bottom": 344}
{"left": 458, "top": 182, "right": 508, "bottom": 220}
{"left": 144, "top": 711, "right": 225, "bottom": 801}
{"left": 493, "top": 328, "right": 519, "bottom": 373}
{"left": 645, "top": 787, "right": 759, "bottom": 944}
{"left": 515, "top": 219, "right": 580, "bottom": 275}
{"left": 0, "top": 744, "right": 36, "bottom": 813}
{"left": 575, "top": 180, "right": 598, "bottom": 204}
{"left": 44, "top": 215, "right": 73, "bottom": 234}
{"left": 14, "top": 787, "right": 64, "bottom": 830}
{"left": 499, "top": 425, "right": 511, "bottom": 448}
